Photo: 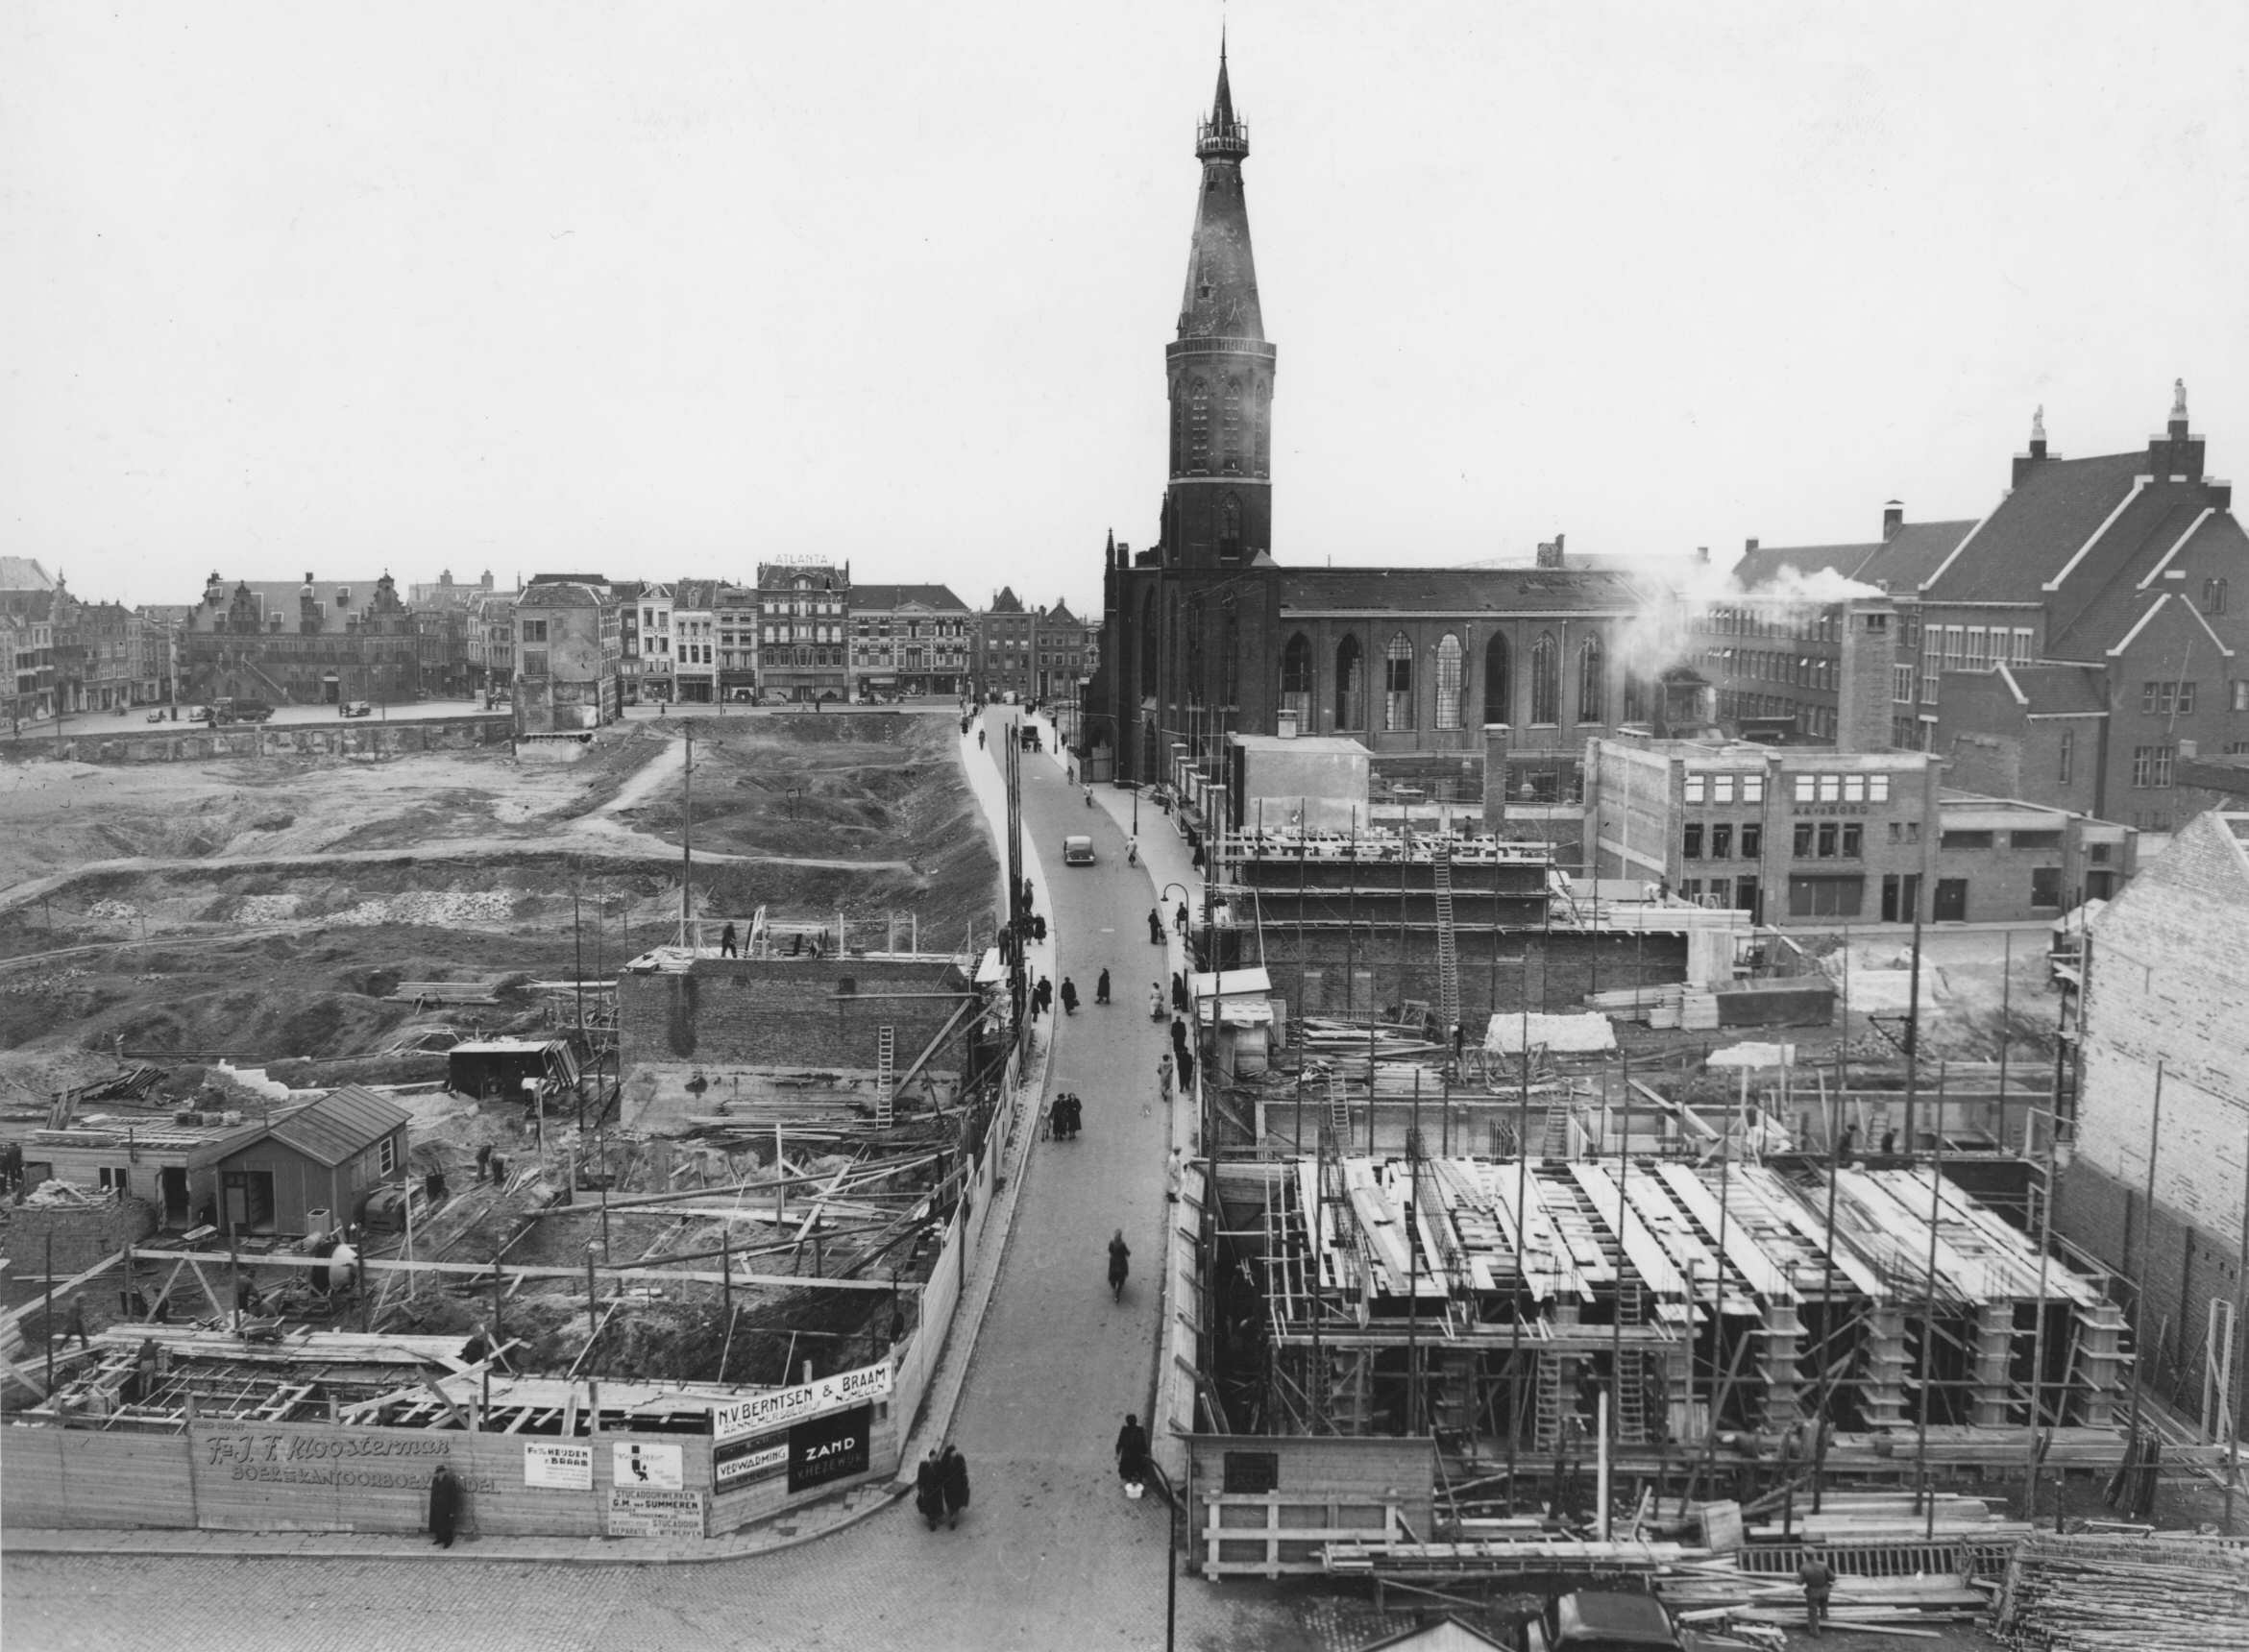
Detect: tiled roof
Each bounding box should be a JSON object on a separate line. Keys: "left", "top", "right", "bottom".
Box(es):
{"left": 2046, "top": 509, "right": 2249, "bottom": 655}
{"left": 0, "top": 556, "right": 56, "bottom": 592}
{"left": 1734, "top": 542, "right": 1880, "bottom": 586}
{"left": 988, "top": 586, "right": 1025, "bottom": 613}
{"left": 1044, "top": 599, "right": 1079, "bottom": 625}
{"left": 1276, "top": 566, "right": 1644, "bottom": 614}
{"left": 853, "top": 583, "right": 970, "bottom": 612}
{"left": 517, "top": 581, "right": 602, "bottom": 608}
{"left": 262, "top": 1084, "right": 410, "bottom": 1168}
{"left": 1922, "top": 452, "right": 2149, "bottom": 601}
{"left": 671, "top": 578, "right": 721, "bottom": 610}
{"left": 1859, "top": 521, "right": 1981, "bottom": 591}
{"left": 1996, "top": 662, "right": 2110, "bottom": 717}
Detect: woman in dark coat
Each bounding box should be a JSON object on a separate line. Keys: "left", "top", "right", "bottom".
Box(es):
{"left": 428, "top": 1464, "right": 461, "bottom": 1548}
{"left": 1114, "top": 1413, "right": 1150, "bottom": 1490}
{"left": 914, "top": 1447, "right": 945, "bottom": 1531}
{"left": 1171, "top": 973, "right": 1188, "bottom": 1015}
{"left": 1095, "top": 967, "right": 1111, "bottom": 1005}
{"left": 940, "top": 1444, "right": 970, "bottom": 1529}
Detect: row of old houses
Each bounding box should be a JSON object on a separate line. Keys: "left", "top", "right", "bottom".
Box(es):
{"left": 0, "top": 558, "right": 182, "bottom": 730}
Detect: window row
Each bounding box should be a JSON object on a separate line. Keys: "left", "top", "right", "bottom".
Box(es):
{"left": 1790, "top": 772, "right": 1893, "bottom": 803}
{"left": 1679, "top": 823, "right": 1764, "bottom": 860}
{"left": 1281, "top": 630, "right": 1609, "bottom": 733}
{"left": 1682, "top": 772, "right": 1767, "bottom": 804}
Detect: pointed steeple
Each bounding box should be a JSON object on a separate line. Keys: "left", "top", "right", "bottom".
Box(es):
{"left": 1181, "top": 40, "right": 1261, "bottom": 341}
{"left": 1211, "top": 30, "right": 1236, "bottom": 131}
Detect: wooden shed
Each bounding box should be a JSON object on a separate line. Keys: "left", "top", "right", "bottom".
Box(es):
{"left": 208, "top": 1085, "right": 411, "bottom": 1237}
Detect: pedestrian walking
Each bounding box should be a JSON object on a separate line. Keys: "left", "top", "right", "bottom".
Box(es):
{"left": 1797, "top": 1553, "right": 1833, "bottom": 1637}
{"left": 1149, "top": 982, "right": 1165, "bottom": 1021}
{"left": 1063, "top": 1092, "right": 1083, "bottom": 1138}
{"left": 1036, "top": 976, "right": 1053, "bottom": 1015}
{"left": 428, "top": 1464, "right": 462, "bottom": 1548}
{"left": 1107, "top": 1229, "right": 1131, "bottom": 1301}
{"left": 977, "top": 727, "right": 986, "bottom": 749}
{"left": 1170, "top": 1016, "right": 1189, "bottom": 1061}
{"left": 720, "top": 921, "right": 738, "bottom": 958}
{"left": 1179, "top": 1048, "right": 1196, "bottom": 1092}
{"left": 1165, "top": 1147, "right": 1186, "bottom": 1204}
{"left": 1127, "top": 835, "right": 1138, "bottom": 866}
{"left": 915, "top": 1448, "right": 945, "bottom": 1531}
{"left": 1147, "top": 908, "right": 1163, "bottom": 945}
{"left": 1158, "top": 1050, "right": 1175, "bottom": 1098}
{"left": 1084, "top": 783, "right": 1093, "bottom": 807}
{"left": 1060, "top": 977, "right": 1079, "bottom": 1014}
{"left": 1031, "top": 913, "right": 1047, "bottom": 944}
{"left": 1171, "top": 972, "right": 1188, "bottom": 1015}
{"left": 1175, "top": 900, "right": 1189, "bottom": 936}
{"left": 1114, "top": 1413, "right": 1151, "bottom": 1493}
{"left": 940, "top": 1444, "right": 971, "bottom": 1529}
{"left": 64, "top": 1295, "right": 90, "bottom": 1349}
{"left": 1095, "top": 967, "right": 1111, "bottom": 1005}
{"left": 1450, "top": 1022, "right": 1465, "bottom": 1064}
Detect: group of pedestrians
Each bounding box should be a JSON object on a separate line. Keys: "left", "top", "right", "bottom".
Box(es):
{"left": 1048, "top": 1091, "right": 1085, "bottom": 1140}
{"left": 913, "top": 1444, "right": 973, "bottom": 1532}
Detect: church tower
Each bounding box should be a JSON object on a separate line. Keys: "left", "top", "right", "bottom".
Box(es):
{"left": 1162, "top": 43, "right": 1275, "bottom": 567}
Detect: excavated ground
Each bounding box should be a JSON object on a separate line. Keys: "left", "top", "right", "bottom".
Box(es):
{"left": 0, "top": 713, "right": 994, "bottom": 1105}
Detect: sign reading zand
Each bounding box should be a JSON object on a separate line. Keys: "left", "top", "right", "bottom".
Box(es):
{"left": 711, "top": 1361, "right": 893, "bottom": 1446}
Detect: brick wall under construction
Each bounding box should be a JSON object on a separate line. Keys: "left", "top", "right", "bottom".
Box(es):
{"left": 617, "top": 956, "right": 972, "bottom": 1073}
{"left": 1259, "top": 929, "right": 1686, "bottom": 1027}
{"left": 5, "top": 1196, "right": 159, "bottom": 1277}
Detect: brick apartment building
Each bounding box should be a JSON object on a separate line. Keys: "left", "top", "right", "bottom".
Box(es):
{"left": 756, "top": 559, "right": 849, "bottom": 703}
{"left": 511, "top": 574, "right": 621, "bottom": 733}
{"left": 1719, "top": 390, "right": 2249, "bottom": 834}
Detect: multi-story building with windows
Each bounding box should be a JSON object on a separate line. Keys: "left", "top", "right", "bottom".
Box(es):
{"left": 1, "top": 612, "right": 55, "bottom": 728}
{"left": 1722, "top": 390, "right": 2249, "bottom": 835}
{"left": 1036, "top": 600, "right": 1088, "bottom": 704}
{"left": 620, "top": 582, "right": 672, "bottom": 704}
{"left": 717, "top": 584, "right": 759, "bottom": 703}
{"left": 467, "top": 588, "right": 519, "bottom": 696}
{"left": 977, "top": 587, "right": 1038, "bottom": 701}
{"left": 670, "top": 578, "right": 720, "bottom": 704}
{"left": 849, "top": 584, "right": 971, "bottom": 699}
{"left": 182, "top": 571, "right": 424, "bottom": 708}
{"left": 756, "top": 559, "right": 850, "bottom": 702}
{"left": 512, "top": 574, "right": 621, "bottom": 733}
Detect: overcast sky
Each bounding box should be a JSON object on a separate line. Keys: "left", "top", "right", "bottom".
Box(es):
{"left": 6, "top": 1, "right": 2246, "bottom": 616}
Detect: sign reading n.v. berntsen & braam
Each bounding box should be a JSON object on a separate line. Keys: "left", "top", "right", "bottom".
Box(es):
{"left": 709, "top": 1359, "right": 892, "bottom": 1444}
{"left": 710, "top": 1360, "right": 891, "bottom": 1494}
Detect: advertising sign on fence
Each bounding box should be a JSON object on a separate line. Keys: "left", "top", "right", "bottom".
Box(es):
{"left": 523, "top": 1441, "right": 593, "bottom": 1490}
{"left": 713, "top": 1430, "right": 790, "bottom": 1491}
{"left": 612, "top": 1440, "right": 684, "bottom": 1491}
{"left": 711, "top": 1360, "right": 893, "bottom": 1445}
{"left": 787, "top": 1403, "right": 872, "bottom": 1495}
{"left": 605, "top": 1488, "right": 705, "bottom": 1538}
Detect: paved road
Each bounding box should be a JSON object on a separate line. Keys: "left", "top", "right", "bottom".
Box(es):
{"left": 0, "top": 706, "right": 1387, "bottom": 1651}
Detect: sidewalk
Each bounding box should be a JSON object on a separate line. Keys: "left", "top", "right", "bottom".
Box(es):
{"left": 6, "top": 714, "right": 1065, "bottom": 1570}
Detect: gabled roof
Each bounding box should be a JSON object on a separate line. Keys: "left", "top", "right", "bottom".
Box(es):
{"left": 1733, "top": 520, "right": 1978, "bottom": 593}
{"left": 853, "top": 583, "right": 970, "bottom": 613}
{"left": 0, "top": 556, "right": 56, "bottom": 593}
{"left": 1734, "top": 541, "right": 1880, "bottom": 586}
{"left": 670, "top": 578, "right": 721, "bottom": 610}
{"left": 988, "top": 586, "right": 1025, "bottom": 613}
{"left": 2048, "top": 509, "right": 2249, "bottom": 656}
{"left": 1923, "top": 451, "right": 2152, "bottom": 601}
{"left": 1995, "top": 662, "right": 2110, "bottom": 717}
{"left": 261, "top": 1084, "right": 410, "bottom": 1167}
{"left": 516, "top": 580, "right": 602, "bottom": 609}
{"left": 1043, "top": 599, "right": 1079, "bottom": 625}
{"left": 1277, "top": 566, "right": 1644, "bottom": 615}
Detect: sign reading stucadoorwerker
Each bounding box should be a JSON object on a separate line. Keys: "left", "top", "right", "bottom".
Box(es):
{"left": 710, "top": 1360, "right": 892, "bottom": 1445}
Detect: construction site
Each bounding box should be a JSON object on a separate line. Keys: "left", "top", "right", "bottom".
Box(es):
{"left": 1142, "top": 803, "right": 2249, "bottom": 1631}
{"left": 0, "top": 710, "right": 1024, "bottom": 1540}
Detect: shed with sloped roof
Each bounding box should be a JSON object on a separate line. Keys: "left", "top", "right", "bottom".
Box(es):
{"left": 208, "top": 1084, "right": 412, "bottom": 1236}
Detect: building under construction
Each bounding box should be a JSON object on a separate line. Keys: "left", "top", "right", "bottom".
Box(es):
{"left": 1206, "top": 1139, "right": 2127, "bottom": 1476}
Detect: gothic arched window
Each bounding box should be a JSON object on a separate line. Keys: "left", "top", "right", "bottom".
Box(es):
{"left": 1254, "top": 378, "right": 1271, "bottom": 474}
{"left": 1335, "top": 635, "right": 1365, "bottom": 729}
{"left": 1221, "top": 377, "right": 1243, "bottom": 473}
{"left": 1529, "top": 632, "right": 1560, "bottom": 725}
{"left": 1483, "top": 635, "right": 1511, "bottom": 725}
{"left": 1434, "top": 634, "right": 1464, "bottom": 729}
{"left": 1577, "top": 635, "right": 1605, "bottom": 725}
{"left": 1383, "top": 632, "right": 1415, "bottom": 732}
{"left": 1169, "top": 379, "right": 1185, "bottom": 474}
{"left": 1219, "top": 494, "right": 1243, "bottom": 560}
{"left": 1281, "top": 632, "right": 1311, "bottom": 721}
{"left": 1188, "top": 378, "right": 1210, "bottom": 472}
{"left": 1138, "top": 588, "right": 1158, "bottom": 684}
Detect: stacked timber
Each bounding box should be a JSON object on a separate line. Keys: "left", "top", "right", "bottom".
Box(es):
{"left": 1758, "top": 1490, "right": 2029, "bottom": 1544}
{"left": 1679, "top": 991, "right": 1720, "bottom": 1032}
{"left": 1989, "top": 1532, "right": 2249, "bottom": 1651}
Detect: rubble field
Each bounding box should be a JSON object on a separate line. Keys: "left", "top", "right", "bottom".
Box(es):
{"left": 0, "top": 713, "right": 995, "bottom": 1105}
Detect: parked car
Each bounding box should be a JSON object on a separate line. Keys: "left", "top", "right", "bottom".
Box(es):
{"left": 1063, "top": 835, "right": 1095, "bottom": 866}
{"left": 343, "top": 700, "right": 373, "bottom": 718}
{"left": 146, "top": 709, "right": 166, "bottom": 722}
{"left": 1524, "top": 1591, "right": 1691, "bottom": 1652}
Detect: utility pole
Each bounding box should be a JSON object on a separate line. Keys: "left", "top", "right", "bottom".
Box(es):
{"left": 679, "top": 723, "right": 694, "bottom": 947}
{"left": 1903, "top": 887, "right": 1924, "bottom": 1151}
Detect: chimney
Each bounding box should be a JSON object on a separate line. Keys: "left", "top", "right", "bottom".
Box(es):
{"left": 1695, "top": 547, "right": 1709, "bottom": 564}
{"left": 1881, "top": 500, "right": 1904, "bottom": 541}
{"left": 1745, "top": 538, "right": 1759, "bottom": 556}
{"left": 1534, "top": 538, "right": 1563, "bottom": 569}
{"left": 2147, "top": 378, "right": 2206, "bottom": 481}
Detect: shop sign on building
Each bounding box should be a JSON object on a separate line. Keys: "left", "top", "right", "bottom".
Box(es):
{"left": 523, "top": 1441, "right": 593, "bottom": 1490}
{"left": 710, "top": 1359, "right": 892, "bottom": 1444}
{"left": 613, "top": 1439, "right": 684, "bottom": 1491}
{"left": 787, "top": 1403, "right": 872, "bottom": 1494}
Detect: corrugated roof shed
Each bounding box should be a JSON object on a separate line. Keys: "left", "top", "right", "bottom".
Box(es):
{"left": 266, "top": 1085, "right": 411, "bottom": 1167}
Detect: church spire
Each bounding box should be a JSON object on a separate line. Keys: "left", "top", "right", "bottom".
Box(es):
{"left": 1211, "top": 30, "right": 1236, "bottom": 132}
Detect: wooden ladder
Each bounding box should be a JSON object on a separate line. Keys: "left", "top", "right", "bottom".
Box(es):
{"left": 1433, "top": 839, "right": 1462, "bottom": 1042}
{"left": 1533, "top": 1352, "right": 1566, "bottom": 1450}
{"left": 1328, "top": 1066, "right": 1353, "bottom": 1145}
{"left": 874, "top": 1024, "right": 895, "bottom": 1130}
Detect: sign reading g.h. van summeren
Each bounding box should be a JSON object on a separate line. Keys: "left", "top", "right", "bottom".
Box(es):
{"left": 787, "top": 1404, "right": 871, "bottom": 1495}
{"left": 710, "top": 1360, "right": 892, "bottom": 1445}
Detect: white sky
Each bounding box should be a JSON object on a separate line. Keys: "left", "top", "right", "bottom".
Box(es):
{"left": 5, "top": 1, "right": 2247, "bottom": 616}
